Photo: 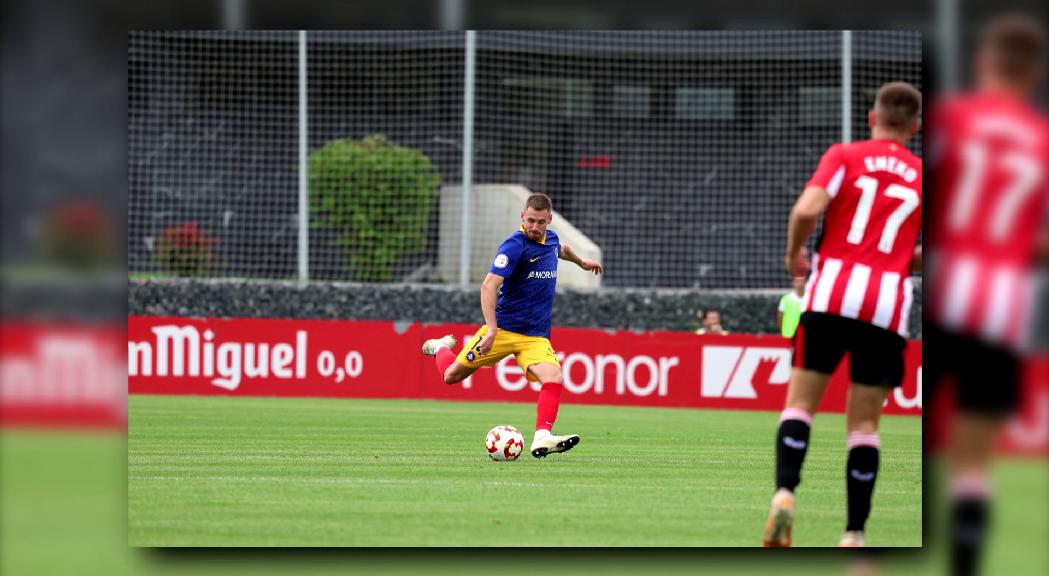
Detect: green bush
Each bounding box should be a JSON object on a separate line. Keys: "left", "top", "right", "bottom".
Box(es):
{"left": 309, "top": 135, "right": 442, "bottom": 282}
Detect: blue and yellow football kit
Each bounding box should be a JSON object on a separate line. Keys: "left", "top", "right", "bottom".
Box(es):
{"left": 456, "top": 227, "right": 562, "bottom": 381}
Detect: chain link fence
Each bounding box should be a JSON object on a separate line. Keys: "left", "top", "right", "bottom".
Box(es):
{"left": 128, "top": 30, "right": 922, "bottom": 288}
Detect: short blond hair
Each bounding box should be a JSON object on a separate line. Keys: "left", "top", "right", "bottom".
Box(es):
{"left": 525, "top": 193, "right": 552, "bottom": 212}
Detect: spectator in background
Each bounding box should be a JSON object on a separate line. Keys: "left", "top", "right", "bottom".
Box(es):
{"left": 778, "top": 275, "right": 807, "bottom": 338}
{"left": 696, "top": 308, "right": 730, "bottom": 335}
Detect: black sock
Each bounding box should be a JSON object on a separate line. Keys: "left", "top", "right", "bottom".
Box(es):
{"left": 951, "top": 497, "right": 988, "bottom": 576}
{"left": 846, "top": 446, "right": 880, "bottom": 531}
{"left": 775, "top": 419, "right": 811, "bottom": 491}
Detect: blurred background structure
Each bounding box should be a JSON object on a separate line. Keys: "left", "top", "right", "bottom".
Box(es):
{"left": 125, "top": 30, "right": 921, "bottom": 289}
{"left": 2, "top": 0, "right": 1048, "bottom": 573}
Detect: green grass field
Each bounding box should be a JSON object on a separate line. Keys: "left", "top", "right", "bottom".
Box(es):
{"left": 3, "top": 423, "right": 1046, "bottom": 573}
{"left": 127, "top": 395, "right": 922, "bottom": 547}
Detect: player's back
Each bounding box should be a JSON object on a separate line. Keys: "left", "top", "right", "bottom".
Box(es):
{"left": 927, "top": 92, "right": 1049, "bottom": 348}
{"left": 803, "top": 139, "right": 923, "bottom": 336}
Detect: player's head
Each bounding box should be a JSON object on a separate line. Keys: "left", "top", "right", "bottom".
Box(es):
{"left": 701, "top": 308, "right": 721, "bottom": 327}
{"left": 792, "top": 275, "right": 807, "bottom": 293}
{"left": 869, "top": 82, "right": 921, "bottom": 140}
{"left": 975, "top": 13, "right": 1047, "bottom": 95}
{"left": 521, "top": 194, "right": 553, "bottom": 242}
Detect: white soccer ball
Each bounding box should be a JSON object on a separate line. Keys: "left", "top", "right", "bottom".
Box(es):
{"left": 485, "top": 425, "right": 524, "bottom": 461}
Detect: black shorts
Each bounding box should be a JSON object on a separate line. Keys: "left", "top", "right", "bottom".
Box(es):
{"left": 923, "top": 324, "right": 1020, "bottom": 416}
{"left": 793, "top": 311, "right": 907, "bottom": 387}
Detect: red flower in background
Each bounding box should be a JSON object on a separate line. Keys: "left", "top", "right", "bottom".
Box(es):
{"left": 40, "top": 199, "right": 116, "bottom": 269}
{"left": 154, "top": 222, "right": 217, "bottom": 276}
{"left": 160, "top": 222, "right": 216, "bottom": 250}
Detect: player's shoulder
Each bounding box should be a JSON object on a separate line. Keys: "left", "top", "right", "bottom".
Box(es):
{"left": 948, "top": 92, "right": 1049, "bottom": 140}
{"left": 996, "top": 99, "right": 1049, "bottom": 154}
{"left": 820, "top": 141, "right": 846, "bottom": 157}
{"left": 937, "top": 92, "right": 1005, "bottom": 120}
{"left": 832, "top": 141, "right": 876, "bottom": 165}
{"left": 829, "top": 140, "right": 890, "bottom": 161}
{"left": 894, "top": 141, "right": 922, "bottom": 168}
{"left": 500, "top": 230, "right": 527, "bottom": 250}
{"left": 848, "top": 139, "right": 921, "bottom": 164}
{"left": 545, "top": 229, "right": 560, "bottom": 243}
{"left": 839, "top": 139, "right": 882, "bottom": 153}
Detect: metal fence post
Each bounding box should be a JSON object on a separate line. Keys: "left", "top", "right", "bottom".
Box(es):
{"left": 459, "top": 30, "right": 477, "bottom": 286}
{"left": 937, "top": 0, "right": 959, "bottom": 91}
{"left": 841, "top": 30, "right": 852, "bottom": 143}
{"left": 298, "top": 30, "right": 309, "bottom": 286}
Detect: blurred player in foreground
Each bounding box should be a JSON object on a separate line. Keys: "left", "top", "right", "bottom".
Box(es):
{"left": 925, "top": 14, "right": 1049, "bottom": 575}
{"left": 764, "top": 82, "right": 923, "bottom": 547}
{"left": 421, "top": 193, "right": 603, "bottom": 458}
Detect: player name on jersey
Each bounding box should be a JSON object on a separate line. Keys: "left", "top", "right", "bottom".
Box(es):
{"left": 862, "top": 156, "right": 918, "bottom": 183}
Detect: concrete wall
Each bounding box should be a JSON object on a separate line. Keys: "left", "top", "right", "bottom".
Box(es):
{"left": 438, "top": 184, "right": 603, "bottom": 289}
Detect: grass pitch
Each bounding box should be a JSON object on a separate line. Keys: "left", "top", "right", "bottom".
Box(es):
{"left": 127, "top": 395, "right": 921, "bottom": 547}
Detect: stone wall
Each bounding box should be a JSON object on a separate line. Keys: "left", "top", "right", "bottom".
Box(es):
{"left": 128, "top": 279, "right": 924, "bottom": 338}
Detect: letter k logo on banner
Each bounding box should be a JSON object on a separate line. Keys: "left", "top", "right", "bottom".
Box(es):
{"left": 701, "top": 346, "right": 792, "bottom": 398}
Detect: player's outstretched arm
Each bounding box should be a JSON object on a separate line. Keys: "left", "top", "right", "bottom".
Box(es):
{"left": 559, "top": 242, "right": 604, "bottom": 275}
{"left": 478, "top": 273, "right": 504, "bottom": 355}
{"left": 785, "top": 185, "right": 830, "bottom": 274}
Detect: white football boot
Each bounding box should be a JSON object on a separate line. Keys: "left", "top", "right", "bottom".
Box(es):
{"left": 421, "top": 334, "right": 457, "bottom": 356}
{"left": 838, "top": 530, "right": 866, "bottom": 547}
{"left": 762, "top": 488, "right": 796, "bottom": 547}
{"left": 530, "top": 433, "right": 580, "bottom": 458}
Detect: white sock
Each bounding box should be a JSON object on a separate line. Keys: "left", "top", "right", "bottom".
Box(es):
{"left": 533, "top": 429, "right": 551, "bottom": 443}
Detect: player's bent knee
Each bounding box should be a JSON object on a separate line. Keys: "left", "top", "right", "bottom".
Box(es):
{"left": 443, "top": 363, "right": 471, "bottom": 385}
{"left": 542, "top": 368, "right": 564, "bottom": 384}
{"left": 526, "top": 363, "right": 562, "bottom": 384}
{"left": 534, "top": 374, "right": 563, "bottom": 385}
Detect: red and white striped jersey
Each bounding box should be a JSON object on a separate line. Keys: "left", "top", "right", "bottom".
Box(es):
{"left": 927, "top": 92, "right": 1049, "bottom": 350}
{"left": 801, "top": 139, "right": 923, "bottom": 336}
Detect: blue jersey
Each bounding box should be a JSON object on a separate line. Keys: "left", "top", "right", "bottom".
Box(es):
{"left": 488, "top": 227, "right": 560, "bottom": 338}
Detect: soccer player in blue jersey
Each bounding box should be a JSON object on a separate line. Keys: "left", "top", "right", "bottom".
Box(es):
{"left": 421, "top": 193, "right": 603, "bottom": 458}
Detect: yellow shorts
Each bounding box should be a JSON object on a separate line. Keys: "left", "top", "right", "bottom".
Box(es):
{"left": 456, "top": 326, "right": 560, "bottom": 382}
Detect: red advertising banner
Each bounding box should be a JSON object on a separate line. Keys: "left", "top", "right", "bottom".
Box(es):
{"left": 1, "top": 323, "right": 127, "bottom": 428}
{"left": 126, "top": 316, "right": 922, "bottom": 415}
{"left": 122, "top": 316, "right": 1049, "bottom": 455}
